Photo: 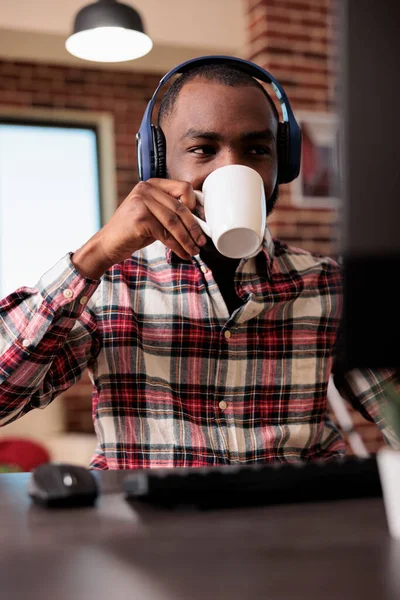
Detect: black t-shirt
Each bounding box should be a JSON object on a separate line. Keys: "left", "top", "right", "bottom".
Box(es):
{"left": 200, "top": 244, "right": 243, "bottom": 315}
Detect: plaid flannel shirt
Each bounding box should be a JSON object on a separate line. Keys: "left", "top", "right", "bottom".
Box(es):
{"left": 0, "top": 228, "right": 398, "bottom": 469}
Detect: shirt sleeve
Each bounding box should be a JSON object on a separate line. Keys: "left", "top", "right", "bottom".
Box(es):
{"left": 0, "top": 253, "right": 101, "bottom": 426}
{"left": 334, "top": 367, "right": 400, "bottom": 448}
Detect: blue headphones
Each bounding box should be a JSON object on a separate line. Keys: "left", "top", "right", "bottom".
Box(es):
{"left": 136, "top": 55, "right": 302, "bottom": 184}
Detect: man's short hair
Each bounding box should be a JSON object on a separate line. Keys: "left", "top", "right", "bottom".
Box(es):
{"left": 157, "top": 63, "right": 280, "bottom": 127}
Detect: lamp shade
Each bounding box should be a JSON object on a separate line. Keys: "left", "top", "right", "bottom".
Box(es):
{"left": 65, "top": 0, "right": 153, "bottom": 63}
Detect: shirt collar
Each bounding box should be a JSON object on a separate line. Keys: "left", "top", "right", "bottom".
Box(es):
{"left": 166, "top": 226, "right": 275, "bottom": 278}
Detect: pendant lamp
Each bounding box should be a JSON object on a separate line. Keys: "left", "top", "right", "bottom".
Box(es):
{"left": 65, "top": 0, "right": 153, "bottom": 63}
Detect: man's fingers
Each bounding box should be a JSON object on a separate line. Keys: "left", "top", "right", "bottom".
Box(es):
{"left": 152, "top": 222, "right": 192, "bottom": 261}
{"left": 147, "top": 178, "right": 197, "bottom": 211}
{"left": 143, "top": 181, "right": 206, "bottom": 248}
{"left": 143, "top": 197, "right": 201, "bottom": 257}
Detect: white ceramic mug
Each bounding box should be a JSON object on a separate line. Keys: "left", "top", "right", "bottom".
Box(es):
{"left": 193, "top": 164, "right": 266, "bottom": 259}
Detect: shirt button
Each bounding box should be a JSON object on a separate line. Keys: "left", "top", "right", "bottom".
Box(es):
{"left": 200, "top": 265, "right": 208, "bottom": 274}
{"left": 219, "top": 401, "right": 227, "bottom": 410}
{"left": 224, "top": 330, "right": 231, "bottom": 340}
{"left": 22, "top": 339, "right": 30, "bottom": 347}
{"left": 79, "top": 296, "right": 88, "bottom": 305}
{"left": 63, "top": 289, "right": 73, "bottom": 299}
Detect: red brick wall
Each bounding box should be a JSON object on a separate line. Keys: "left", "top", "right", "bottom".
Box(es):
{"left": 244, "top": 0, "right": 385, "bottom": 454}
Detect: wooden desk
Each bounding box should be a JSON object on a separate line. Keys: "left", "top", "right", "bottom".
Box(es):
{"left": 0, "top": 471, "right": 399, "bottom": 600}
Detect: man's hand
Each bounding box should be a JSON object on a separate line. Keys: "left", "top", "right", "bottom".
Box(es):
{"left": 72, "top": 179, "right": 207, "bottom": 279}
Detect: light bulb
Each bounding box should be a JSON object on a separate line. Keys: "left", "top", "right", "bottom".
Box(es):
{"left": 66, "top": 26, "right": 153, "bottom": 63}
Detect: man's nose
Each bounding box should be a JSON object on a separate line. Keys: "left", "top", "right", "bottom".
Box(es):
{"left": 214, "top": 149, "right": 243, "bottom": 169}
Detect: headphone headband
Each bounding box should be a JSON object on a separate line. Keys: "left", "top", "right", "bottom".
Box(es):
{"left": 137, "top": 55, "right": 301, "bottom": 184}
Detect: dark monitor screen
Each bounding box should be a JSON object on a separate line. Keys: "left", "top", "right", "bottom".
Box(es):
{"left": 340, "top": 0, "right": 400, "bottom": 369}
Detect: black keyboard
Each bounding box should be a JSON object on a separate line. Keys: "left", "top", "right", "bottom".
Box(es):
{"left": 123, "top": 456, "right": 382, "bottom": 510}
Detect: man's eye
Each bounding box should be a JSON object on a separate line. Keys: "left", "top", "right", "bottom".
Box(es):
{"left": 247, "top": 146, "right": 271, "bottom": 155}
{"left": 189, "top": 146, "right": 215, "bottom": 155}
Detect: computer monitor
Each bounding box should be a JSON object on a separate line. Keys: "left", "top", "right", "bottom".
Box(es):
{"left": 339, "top": 0, "right": 400, "bottom": 369}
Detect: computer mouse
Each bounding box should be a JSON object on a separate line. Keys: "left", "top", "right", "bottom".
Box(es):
{"left": 28, "top": 462, "right": 99, "bottom": 508}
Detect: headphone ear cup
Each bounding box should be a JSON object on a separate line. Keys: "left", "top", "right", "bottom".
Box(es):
{"left": 277, "top": 122, "right": 290, "bottom": 184}
{"left": 152, "top": 125, "right": 167, "bottom": 179}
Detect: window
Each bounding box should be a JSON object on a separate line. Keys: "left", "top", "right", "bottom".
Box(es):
{"left": 0, "top": 109, "right": 115, "bottom": 298}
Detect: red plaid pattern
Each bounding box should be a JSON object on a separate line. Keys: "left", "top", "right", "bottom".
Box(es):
{"left": 0, "top": 229, "right": 398, "bottom": 469}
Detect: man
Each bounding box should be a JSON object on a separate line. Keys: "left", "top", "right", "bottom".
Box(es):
{"left": 0, "top": 61, "right": 398, "bottom": 469}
